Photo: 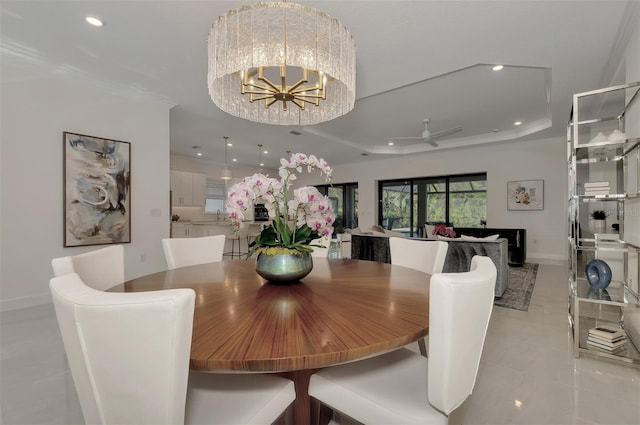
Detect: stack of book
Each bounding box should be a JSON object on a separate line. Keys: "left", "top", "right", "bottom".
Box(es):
{"left": 587, "top": 325, "right": 626, "bottom": 354}
{"left": 584, "top": 181, "right": 610, "bottom": 196}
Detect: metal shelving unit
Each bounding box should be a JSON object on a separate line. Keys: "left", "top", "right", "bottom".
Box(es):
{"left": 567, "top": 81, "right": 640, "bottom": 366}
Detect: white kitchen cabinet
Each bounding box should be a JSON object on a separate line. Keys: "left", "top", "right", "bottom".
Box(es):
{"left": 171, "top": 223, "right": 193, "bottom": 238}
{"left": 193, "top": 223, "right": 231, "bottom": 237}
{"left": 173, "top": 222, "right": 233, "bottom": 239}
{"left": 192, "top": 173, "right": 207, "bottom": 206}
{"left": 170, "top": 170, "right": 206, "bottom": 206}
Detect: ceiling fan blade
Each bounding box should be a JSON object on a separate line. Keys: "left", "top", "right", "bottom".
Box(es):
{"left": 387, "top": 136, "right": 423, "bottom": 141}
{"left": 422, "top": 136, "right": 439, "bottom": 147}
{"left": 429, "top": 126, "right": 463, "bottom": 140}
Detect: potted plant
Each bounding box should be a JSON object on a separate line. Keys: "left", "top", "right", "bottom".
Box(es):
{"left": 226, "top": 153, "right": 335, "bottom": 283}
{"left": 591, "top": 210, "right": 607, "bottom": 233}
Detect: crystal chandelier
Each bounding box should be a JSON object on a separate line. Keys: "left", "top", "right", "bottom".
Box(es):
{"left": 208, "top": 1, "right": 356, "bottom": 126}
{"left": 220, "top": 136, "right": 232, "bottom": 180}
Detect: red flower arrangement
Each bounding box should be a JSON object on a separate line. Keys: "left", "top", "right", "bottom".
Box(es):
{"left": 432, "top": 224, "right": 456, "bottom": 238}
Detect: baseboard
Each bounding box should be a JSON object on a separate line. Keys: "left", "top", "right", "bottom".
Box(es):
{"left": 0, "top": 292, "right": 52, "bottom": 312}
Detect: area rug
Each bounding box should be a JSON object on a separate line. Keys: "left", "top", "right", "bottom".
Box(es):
{"left": 494, "top": 263, "right": 539, "bottom": 311}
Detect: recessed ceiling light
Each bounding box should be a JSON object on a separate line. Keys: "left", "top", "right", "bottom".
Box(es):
{"left": 232, "top": 158, "right": 237, "bottom": 162}
{"left": 227, "top": 142, "right": 232, "bottom": 146}
{"left": 85, "top": 16, "right": 104, "bottom": 27}
{"left": 388, "top": 141, "right": 394, "bottom": 146}
{"left": 196, "top": 152, "right": 203, "bottom": 157}
{"left": 263, "top": 150, "right": 268, "bottom": 154}
{"left": 492, "top": 65, "right": 504, "bottom": 71}
{"left": 260, "top": 162, "right": 264, "bottom": 167}
{"left": 514, "top": 121, "right": 522, "bottom": 126}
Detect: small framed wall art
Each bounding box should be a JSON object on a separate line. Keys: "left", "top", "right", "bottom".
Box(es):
{"left": 507, "top": 179, "right": 544, "bottom": 211}
{"left": 63, "top": 132, "right": 131, "bottom": 247}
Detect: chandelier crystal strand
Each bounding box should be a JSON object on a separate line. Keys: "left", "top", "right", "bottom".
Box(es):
{"left": 208, "top": 2, "right": 356, "bottom": 126}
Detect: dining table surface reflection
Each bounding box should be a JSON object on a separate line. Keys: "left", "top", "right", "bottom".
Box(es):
{"left": 110, "top": 258, "right": 430, "bottom": 424}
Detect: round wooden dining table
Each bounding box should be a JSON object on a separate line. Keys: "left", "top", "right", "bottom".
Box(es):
{"left": 110, "top": 258, "right": 430, "bottom": 424}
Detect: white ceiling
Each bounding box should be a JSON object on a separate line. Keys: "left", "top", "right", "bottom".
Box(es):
{"left": 1, "top": 1, "right": 636, "bottom": 169}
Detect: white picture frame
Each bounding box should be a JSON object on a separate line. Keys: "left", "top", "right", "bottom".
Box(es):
{"left": 507, "top": 179, "right": 544, "bottom": 211}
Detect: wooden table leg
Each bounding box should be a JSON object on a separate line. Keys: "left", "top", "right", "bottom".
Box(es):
{"left": 279, "top": 369, "right": 318, "bottom": 425}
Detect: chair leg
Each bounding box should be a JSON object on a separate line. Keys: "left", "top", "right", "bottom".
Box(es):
{"left": 273, "top": 404, "right": 295, "bottom": 425}
{"left": 310, "top": 398, "right": 334, "bottom": 425}
{"left": 223, "top": 237, "right": 239, "bottom": 260}
{"left": 418, "top": 337, "right": 428, "bottom": 357}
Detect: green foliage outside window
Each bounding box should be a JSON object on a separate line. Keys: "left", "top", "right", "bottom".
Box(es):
{"left": 380, "top": 174, "right": 487, "bottom": 235}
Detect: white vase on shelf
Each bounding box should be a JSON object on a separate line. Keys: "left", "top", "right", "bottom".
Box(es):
{"left": 592, "top": 219, "right": 606, "bottom": 234}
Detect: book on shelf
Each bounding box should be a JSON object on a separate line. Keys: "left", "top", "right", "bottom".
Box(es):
{"left": 588, "top": 326, "right": 626, "bottom": 341}
{"left": 588, "top": 333, "right": 626, "bottom": 344}
{"left": 584, "top": 181, "right": 610, "bottom": 188}
{"left": 584, "top": 186, "right": 610, "bottom": 195}
{"left": 584, "top": 190, "right": 611, "bottom": 196}
{"left": 587, "top": 336, "right": 626, "bottom": 349}
{"left": 586, "top": 341, "right": 626, "bottom": 355}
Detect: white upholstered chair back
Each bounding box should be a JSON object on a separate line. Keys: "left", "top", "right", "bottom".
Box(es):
{"left": 389, "top": 237, "right": 448, "bottom": 275}
{"left": 50, "top": 273, "right": 195, "bottom": 425}
{"left": 162, "top": 234, "right": 225, "bottom": 269}
{"left": 51, "top": 245, "right": 124, "bottom": 291}
{"left": 310, "top": 237, "right": 331, "bottom": 258}
{"left": 427, "top": 255, "right": 496, "bottom": 414}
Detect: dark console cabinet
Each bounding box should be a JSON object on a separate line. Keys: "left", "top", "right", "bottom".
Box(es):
{"left": 453, "top": 227, "right": 526, "bottom": 266}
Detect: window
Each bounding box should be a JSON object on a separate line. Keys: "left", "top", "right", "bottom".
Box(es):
{"left": 204, "top": 180, "right": 227, "bottom": 214}
{"left": 379, "top": 173, "right": 486, "bottom": 237}
{"left": 315, "top": 182, "right": 358, "bottom": 231}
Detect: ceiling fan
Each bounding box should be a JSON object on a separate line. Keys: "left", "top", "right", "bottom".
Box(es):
{"left": 387, "top": 118, "right": 462, "bottom": 147}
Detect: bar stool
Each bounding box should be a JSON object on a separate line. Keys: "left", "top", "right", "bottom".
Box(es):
{"left": 246, "top": 223, "right": 265, "bottom": 249}
{"left": 224, "top": 225, "right": 249, "bottom": 259}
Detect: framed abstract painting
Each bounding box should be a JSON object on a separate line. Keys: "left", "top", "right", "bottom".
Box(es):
{"left": 507, "top": 179, "right": 544, "bottom": 211}
{"left": 63, "top": 132, "right": 131, "bottom": 247}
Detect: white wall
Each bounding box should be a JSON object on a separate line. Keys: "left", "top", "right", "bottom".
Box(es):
{"left": 296, "top": 136, "right": 568, "bottom": 264}
{"left": 1, "top": 63, "right": 171, "bottom": 310}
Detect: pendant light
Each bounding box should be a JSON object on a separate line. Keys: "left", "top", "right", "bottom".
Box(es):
{"left": 220, "top": 136, "right": 232, "bottom": 180}
{"left": 257, "top": 144, "right": 264, "bottom": 174}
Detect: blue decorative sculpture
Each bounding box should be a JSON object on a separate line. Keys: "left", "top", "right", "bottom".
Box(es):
{"left": 585, "top": 259, "right": 612, "bottom": 289}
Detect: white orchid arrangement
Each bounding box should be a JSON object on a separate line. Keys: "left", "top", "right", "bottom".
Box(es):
{"left": 226, "top": 153, "right": 335, "bottom": 257}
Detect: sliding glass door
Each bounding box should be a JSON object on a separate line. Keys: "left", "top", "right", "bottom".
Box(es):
{"left": 316, "top": 182, "right": 358, "bottom": 231}
{"left": 379, "top": 173, "right": 486, "bottom": 237}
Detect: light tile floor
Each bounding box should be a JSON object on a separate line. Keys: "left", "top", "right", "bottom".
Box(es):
{"left": 1, "top": 263, "right": 639, "bottom": 424}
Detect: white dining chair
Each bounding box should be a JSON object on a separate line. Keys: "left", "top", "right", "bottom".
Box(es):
{"left": 51, "top": 245, "right": 124, "bottom": 291}
{"left": 162, "top": 234, "right": 225, "bottom": 269}
{"left": 308, "top": 255, "right": 496, "bottom": 425}
{"left": 389, "top": 237, "right": 448, "bottom": 355}
{"left": 389, "top": 237, "right": 448, "bottom": 276}
{"left": 50, "top": 273, "right": 295, "bottom": 425}
{"left": 309, "top": 237, "right": 331, "bottom": 258}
